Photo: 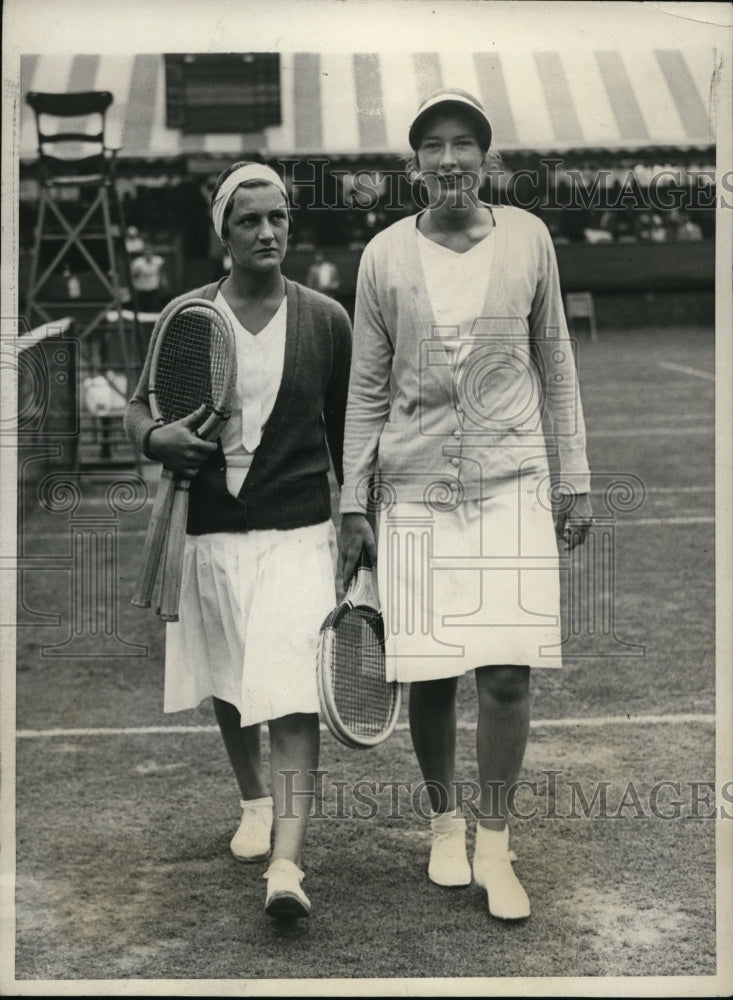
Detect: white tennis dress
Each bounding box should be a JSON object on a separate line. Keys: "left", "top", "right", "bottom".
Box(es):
{"left": 376, "top": 231, "right": 563, "bottom": 682}
{"left": 163, "top": 294, "right": 337, "bottom": 726}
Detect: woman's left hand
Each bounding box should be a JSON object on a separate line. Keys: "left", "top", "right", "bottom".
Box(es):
{"left": 554, "top": 492, "right": 594, "bottom": 551}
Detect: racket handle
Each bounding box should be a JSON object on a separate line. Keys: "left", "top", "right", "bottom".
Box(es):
{"left": 131, "top": 467, "right": 176, "bottom": 608}
{"left": 358, "top": 549, "right": 372, "bottom": 570}
{"left": 157, "top": 478, "right": 191, "bottom": 622}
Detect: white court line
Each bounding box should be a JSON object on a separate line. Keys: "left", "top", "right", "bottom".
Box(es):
{"left": 586, "top": 427, "right": 712, "bottom": 437}
{"left": 645, "top": 487, "right": 714, "bottom": 494}
{"left": 657, "top": 361, "right": 715, "bottom": 381}
{"left": 16, "top": 714, "right": 715, "bottom": 739}
{"left": 622, "top": 516, "right": 714, "bottom": 526}
{"left": 21, "top": 512, "right": 715, "bottom": 542}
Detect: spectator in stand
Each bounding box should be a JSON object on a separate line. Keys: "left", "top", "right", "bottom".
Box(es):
{"left": 635, "top": 211, "right": 667, "bottom": 243}
{"left": 669, "top": 208, "right": 703, "bottom": 242}
{"left": 305, "top": 250, "right": 341, "bottom": 298}
{"left": 125, "top": 225, "right": 145, "bottom": 256}
{"left": 614, "top": 210, "right": 638, "bottom": 242}
{"left": 649, "top": 213, "right": 668, "bottom": 242}
{"left": 583, "top": 210, "right": 615, "bottom": 244}
{"left": 130, "top": 243, "right": 168, "bottom": 313}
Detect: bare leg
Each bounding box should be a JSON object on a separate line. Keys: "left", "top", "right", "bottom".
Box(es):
{"left": 268, "top": 712, "right": 320, "bottom": 867}
{"left": 410, "top": 676, "right": 470, "bottom": 886}
{"left": 212, "top": 696, "right": 268, "bottom": 800}
{"left": 472, "top": 664, "right": 532, "bottom": 918}
{"left": 409, "top": 677, "right": 459, "bottom": 813}
{"left": 475, "top": 664, "right": 530, "bottom": 829}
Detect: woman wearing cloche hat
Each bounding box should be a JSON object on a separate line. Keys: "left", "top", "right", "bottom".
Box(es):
{"left": 340, "top": 89, "right": 594, "bottom": 920}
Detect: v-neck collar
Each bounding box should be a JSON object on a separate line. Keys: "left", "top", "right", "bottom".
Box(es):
{"left": 233, "top": 278, "right": 299, "bottom": 495}
{"left": 409, "top": 207, "right": 508, "bottom": 406}
{"left": 217, "top": 290, "right": 286, "bottom": 341}
{"left": 416, "top": 227, "right": 496, "bottom": 258}
{"left": 412, "top": 205, "right": 506, "bottom": 323}
{"left": 415, "top": 204, "right": 497, "bottom": 257}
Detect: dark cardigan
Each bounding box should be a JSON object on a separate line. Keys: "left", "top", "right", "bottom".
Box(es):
{"left": 124, "top": 278, "right": 353, "bottom": 535}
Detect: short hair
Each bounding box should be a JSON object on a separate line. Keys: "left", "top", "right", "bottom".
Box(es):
{"left": 211, "top": 161, "right": 288, "bottom": 241}
{"left": 411, "top": 105, "right": 490, "bottom": 161}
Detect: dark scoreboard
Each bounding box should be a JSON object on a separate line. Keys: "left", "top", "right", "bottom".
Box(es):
{"left": 165, "top": 53, "right": 281, "bottom": 134}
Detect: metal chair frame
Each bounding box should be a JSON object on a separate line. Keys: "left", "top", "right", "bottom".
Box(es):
{"left": 24, "top": 90, "right": 142, "bottom": 469}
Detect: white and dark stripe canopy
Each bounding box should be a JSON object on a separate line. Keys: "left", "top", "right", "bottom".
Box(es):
{"left": 19, "top": 49, "right": 716, "bottom": 161}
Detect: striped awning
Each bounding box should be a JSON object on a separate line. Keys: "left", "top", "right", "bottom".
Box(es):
{"left": 19, "top": 49, "right": 717, "bottom": 161}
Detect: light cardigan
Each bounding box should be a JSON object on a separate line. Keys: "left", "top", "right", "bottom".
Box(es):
{"left": 340, "top": 206, "right": 591, "bottom": 514}
{"left": 124, "top": 278, "right": 352, "bottom": 535}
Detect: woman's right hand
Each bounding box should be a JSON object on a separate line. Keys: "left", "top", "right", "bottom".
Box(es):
{"left": 147, "top": 404, "right": 218, "bottom": 478}
{"left": 340, "top": 512, "right": 378, "bottom": 589}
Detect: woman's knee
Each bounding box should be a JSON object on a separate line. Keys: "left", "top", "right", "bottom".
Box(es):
{"left": 410, "top": 676, "right": 458, "bottom": 707}
{"left": 268, "top": 712, "right": 319, "bottom": 746}
{"left": 476, "top": 664, "right": 530, "bottom": 705}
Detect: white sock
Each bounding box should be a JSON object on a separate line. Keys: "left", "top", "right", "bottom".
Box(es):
{"left": 475, "top": 824, "right": 509, "bottom": 856}
{"left": 240, "top": 795, "right": 273, "bottom": 809}
{"left": 430, "top": 808, "right": 464, "bottom": 829}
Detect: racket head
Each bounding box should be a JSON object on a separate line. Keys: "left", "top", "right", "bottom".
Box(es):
{"left": 316, "top": 598, "right": 401, "bottom": 749}
{"left": 148, "top": 298, "right": 237, "bottom": 440}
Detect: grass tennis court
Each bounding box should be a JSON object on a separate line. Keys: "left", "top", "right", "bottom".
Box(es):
{"left": 7, "top": 324, "right": 726, "bottom": 993}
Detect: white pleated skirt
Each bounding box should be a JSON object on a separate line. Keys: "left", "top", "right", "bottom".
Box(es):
{"left": 376, "top": 482, "right": 563, "bottom": 682}
{"left": 164, "top": 520, "right": 337, "bottom": 726}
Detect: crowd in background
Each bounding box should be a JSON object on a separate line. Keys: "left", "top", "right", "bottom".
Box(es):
{"left": 17, "top": 156, "right": 716, "bottom": 313}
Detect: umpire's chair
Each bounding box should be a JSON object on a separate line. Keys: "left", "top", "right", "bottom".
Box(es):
{"left": 24, "top": 91, "right": 142, "bottom": 468}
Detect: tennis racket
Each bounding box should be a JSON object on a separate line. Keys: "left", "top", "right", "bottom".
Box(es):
{"left": 131, "top": 298, "right": 236, "bottom": 617}
{"left": 316, "top": 552, "right": 401, "bottom": 748}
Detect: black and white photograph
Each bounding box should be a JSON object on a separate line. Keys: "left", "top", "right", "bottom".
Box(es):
{"left": 1, "top": 1, "right": 731, "bottom": 996}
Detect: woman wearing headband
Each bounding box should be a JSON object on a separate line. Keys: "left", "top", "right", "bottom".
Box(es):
{"left": 340, "top": 90, "right": 593, "bottom": 920}
{"left": 125, "top": 161, "right": 352, "bottom": 920}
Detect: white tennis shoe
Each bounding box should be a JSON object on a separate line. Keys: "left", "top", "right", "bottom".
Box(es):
{"left": 428, "top": 810, "right": 472, "bottom": 887}
{"left": 230, "top": 796, "right": 273, "bottom": 862}
{"left": 263, "top": 859, "right": 311, "bottom": 919}
{"left": 472, "top": 825, "right": 530, "bottom": 920}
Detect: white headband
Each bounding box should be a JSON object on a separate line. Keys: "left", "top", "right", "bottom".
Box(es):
{"left": 212, "top": 164, "right": 289, "bottom": 240}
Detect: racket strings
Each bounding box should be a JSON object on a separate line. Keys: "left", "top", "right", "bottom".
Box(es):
{"left": 154, "top": 309, "right": 232, "bottom": 424}
{"left": 327, "top": 608, "right": 394, "bottom": 737}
